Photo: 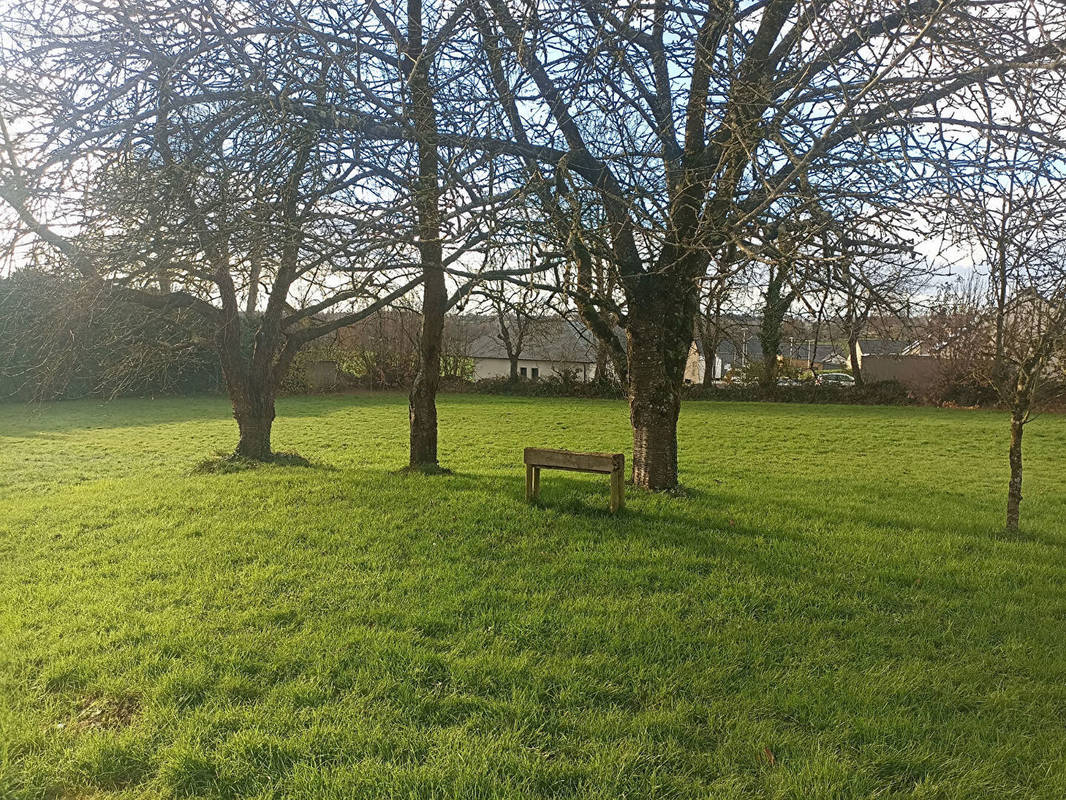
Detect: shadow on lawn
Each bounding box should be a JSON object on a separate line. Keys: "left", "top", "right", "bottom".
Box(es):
{"left": 494, "top": 465, "right": 1061, "bottom": 551}
{"left": 192, "top": 450, "right": 339, "bottom": 474}
{"left": 350, "top": 461, "right": 996, "bottom": 543}
{"left": 0, "top": 392, "right": 412, "bottom": 437}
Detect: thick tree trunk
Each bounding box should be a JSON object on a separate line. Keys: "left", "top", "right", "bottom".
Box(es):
{"left": 630, "top": 393, "right": 680, "bottom": 490}
{"left": 214, "top": 271, "right": 277, "bottom": 462}
{"left": 626, "top": 293, "right": 692, "bottom": 490}
{"left": 233, "top": 389, "right": 275, "bottom": 460}
{"left": 1006, "top": 412, "right": 1024, "bottom": 532}
{"left": 219, "top": 321, "right": 279, "bottom": 461}
{"left": 509, "top": 354, "right": 520, "bottom": 382}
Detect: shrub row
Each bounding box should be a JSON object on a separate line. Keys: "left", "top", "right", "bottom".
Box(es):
{"left": 458, "top": 375, "right": 626, "bottom": 398}
{"left": 454, "top": 375, "right": 915, "bottom": 405}
{"left": 681, "top": 379, "right": 915, "bottom": 405}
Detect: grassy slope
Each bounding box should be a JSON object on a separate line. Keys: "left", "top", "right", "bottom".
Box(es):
{"left": 0, "top": 394, "right": 1065, "bottom": 799}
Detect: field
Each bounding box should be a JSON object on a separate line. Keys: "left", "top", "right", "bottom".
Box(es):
{"left": 1, "top": 394, "right": 1065, "bottom": 799}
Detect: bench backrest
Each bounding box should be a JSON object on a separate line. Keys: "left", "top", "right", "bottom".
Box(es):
{"left": 523, "top": 447, "right": 623, "bottom": 474}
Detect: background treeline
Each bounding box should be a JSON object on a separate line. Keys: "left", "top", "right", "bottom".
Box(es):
{"left": 1, "top": 273, "right": 1052, "bottom": 410}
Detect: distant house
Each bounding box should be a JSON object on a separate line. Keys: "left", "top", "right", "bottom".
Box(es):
{"left": 685, "top": 335, "right": 775, "bottom": 382}
{"left": 684, "top": 339, "right": 738, "bottom": 383}
{"left": 684, "top": 336, "right": 759, "bottom": 383}
{"left": 824, "top": 338, "right": 922, "bottom": 369}
{"left": 467, "top": 318, "right": 605, "bottom": 381}
{"left": 684, "top": 332, "right": 918, "bottom": 382}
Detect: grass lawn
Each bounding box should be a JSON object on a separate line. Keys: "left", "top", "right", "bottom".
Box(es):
{"left": 1, "top": 394, "right": 1065, "bottom": 799}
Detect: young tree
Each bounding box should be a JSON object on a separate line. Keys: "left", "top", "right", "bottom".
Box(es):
{"left": 933, "top": 72, "right": 1066, "bottom": 531}
{"left": 695, "top": 246, "right": 743, "bottom": 387}
{"left": 473, "top": 278, "right": 551, "bottom": 382}
{"left": 997, "top": 287, "right": 1066, "bottom": 532}
{"left": 803, "top": 209, "right": 930, "bottom": 386}
{"left": 830, "top": 246, "right": 927, "bottom": 387}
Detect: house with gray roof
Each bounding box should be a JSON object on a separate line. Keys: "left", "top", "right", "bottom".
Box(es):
{"left": 467, "top": 317, "right": 605, "bottom": 381}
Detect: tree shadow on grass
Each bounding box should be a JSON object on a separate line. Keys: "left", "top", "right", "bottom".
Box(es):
{"left": 772, "top": 475, "right": 1062, "bottom": 546}
{"left": 502, "top": 465, "right": 1063, "bottom": 557}
{"left": 395, "top": 464, "right": 456, "bottom": 477}
{"left": 192, "top": 450, "right": 337, "bottom": 475}
{"left": 194, "top": 462, "right": 1065, "bottom": 614}
{"left": 0, "top": 392, "right": 411, "bottom": 438}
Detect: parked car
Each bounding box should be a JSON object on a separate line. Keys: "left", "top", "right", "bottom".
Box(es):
{"left": 816, "top": 372, "right": 855, "bottom": 387}
{"left": 776, "top": 377, "right": 801, "bottom": 387}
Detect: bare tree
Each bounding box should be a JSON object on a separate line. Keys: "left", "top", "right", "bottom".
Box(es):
{"left": 934, "top": 75, "right": 1066, "bottom": 532}
{"left": 695, "top": 246, "right": 743, "bottom": 387}
{"left": 0, "top": 2, "right": 422, "bottom": 459}
{"left": 746, "top": 218, "right": 826, "bottom": 394}
{"left": 450, "top": 0, "right": 1066, "bottom": 489}
{"left": 261, "top": 0, "right": 537, "bottom": 470}
{"left": 474, "top": 278, "right": 552, "bottom": 382}
{"left": 801, "top": 210, "right": 931, "bottom": 386}
{"left": 382, "top": 0, "right": 451, "bottom": 470}
{"left": 830, "top": 246, "right": 928, "bottom": 387}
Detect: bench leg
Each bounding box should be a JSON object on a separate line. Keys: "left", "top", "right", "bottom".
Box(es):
{"left": 610, "top": 467, "right": 624, "bottom": 513}
{"left": 526, "top": 464, "right": 534, "bottom": 502}
{"left": 533, "top": 467, "right": 540, "bottom": 498}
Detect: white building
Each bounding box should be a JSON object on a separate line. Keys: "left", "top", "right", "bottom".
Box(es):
{"left": 467, "top": 318, "right": 604, "bottom": 381}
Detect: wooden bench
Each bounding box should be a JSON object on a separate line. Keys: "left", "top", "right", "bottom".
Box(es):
{"left": 524, "top": 447, "right": 625, "bottom": 512}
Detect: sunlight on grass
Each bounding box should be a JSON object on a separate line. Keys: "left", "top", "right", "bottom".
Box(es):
{"left": 1, "top": 394, "right": 1065, "bottom": 798}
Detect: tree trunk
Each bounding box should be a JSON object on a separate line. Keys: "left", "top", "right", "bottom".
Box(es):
{"left": 1006, "top": 412, "right": 1024, "bottom": 532}
{"left": 848, "top": 334, "right": 864, "bottom": 387}
{"left": 213, "top": 269, "right": 278, "bottom": 462}
{"left": 509, "top": 354, "right": 519, "bottom": 382}
{"left": 758, "top": 264, "right": 796, "bottom": 396}
{"left": 233, "top": 389, "right": 275, "bottom": 460}
{"left": 409, "top": 339, "right": 441, "bottom": 467}
{"left": 757, "top": 316, "right": 783, "bottom": 395}
{"left": 409, "top": 275, "right": 445, "bottom": 468}
{"left": 409, "top": 272, "right": 445, "bottom": 468}
{"left": 405, "top": 0, "right": 445, "bottom": 470}
{"left": 594, "top": 342, "right": 610, "bottom": 383}
{"left": 626, "top": 295, "right": 691, "bottom": 490}
{"left": 701, "top": 332, "right": 722, "bottom": 387}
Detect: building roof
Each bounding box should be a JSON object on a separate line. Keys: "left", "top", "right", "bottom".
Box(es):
{"left": 464, "top": 317, "right": 606, "bottom": 364}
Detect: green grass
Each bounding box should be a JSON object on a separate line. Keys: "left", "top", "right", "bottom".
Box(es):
{"left": 1, "top": 393, "right": 1065, "bottom": 799}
